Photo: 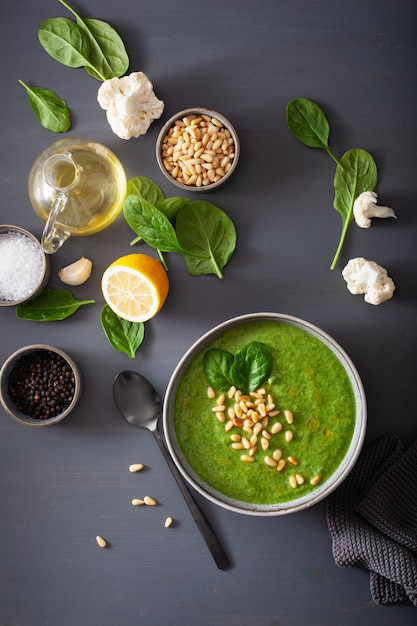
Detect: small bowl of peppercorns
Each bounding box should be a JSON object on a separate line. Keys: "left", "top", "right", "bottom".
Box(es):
{"left": 0, "top": 344, "right": 81, "bottom": 427}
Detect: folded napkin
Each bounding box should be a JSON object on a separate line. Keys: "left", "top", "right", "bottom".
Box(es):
{"left": 326, "top": 433, "right": 417, "bottom": 606}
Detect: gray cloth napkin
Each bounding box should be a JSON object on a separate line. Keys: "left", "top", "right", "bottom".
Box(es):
{"left": 326, "top": 433, "right": 417, "bottom": 606}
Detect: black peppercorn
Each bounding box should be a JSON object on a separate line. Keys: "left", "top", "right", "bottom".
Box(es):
{"left": 7, "top": 350, "right": 75, "bottom": 419}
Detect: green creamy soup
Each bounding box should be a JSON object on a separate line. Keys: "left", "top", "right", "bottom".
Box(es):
{"left": 173, "top": 320, "right": 356, "bottom": 505}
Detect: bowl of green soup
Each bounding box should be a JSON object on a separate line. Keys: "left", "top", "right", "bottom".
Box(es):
{"left": 163, "top": 313, "right": 366, "bottom": 516}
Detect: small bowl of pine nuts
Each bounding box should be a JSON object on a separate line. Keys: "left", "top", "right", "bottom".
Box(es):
{"left": 156, "top": 108, "right": 240, "bottom": 191}
{"left": 0, "top": 344, "right": 82, "bottom": 427}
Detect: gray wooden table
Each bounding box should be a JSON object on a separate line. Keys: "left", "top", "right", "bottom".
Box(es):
{"left": 1, "top": 1, "right": 416, "bottom": 624}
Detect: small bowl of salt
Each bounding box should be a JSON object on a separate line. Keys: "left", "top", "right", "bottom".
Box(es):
{"left": 0, "top": 225, "right": 50, "bottom": 307}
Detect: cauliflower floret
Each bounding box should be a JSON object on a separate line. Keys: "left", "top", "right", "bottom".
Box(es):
{"left": 342, "top": 257, "right": 395, "bottom": 305}
{"left": 353, "top": 191, "right": 397, "bottom": 229}
{"left": 97, "top": 71, "right": 164, "bottom": 140}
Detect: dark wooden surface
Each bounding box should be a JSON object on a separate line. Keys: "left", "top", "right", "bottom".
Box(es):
{"left": 1, "top": 1, "right": 416, "bottom": 624}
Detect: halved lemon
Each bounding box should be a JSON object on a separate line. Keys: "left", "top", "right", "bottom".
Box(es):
{"left": 101, "top": 253, "right": 169, "bottom": 322}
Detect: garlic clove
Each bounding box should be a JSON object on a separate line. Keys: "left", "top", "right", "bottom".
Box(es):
{"left": 59, "top": 257, "right": 93, "bottom": 285}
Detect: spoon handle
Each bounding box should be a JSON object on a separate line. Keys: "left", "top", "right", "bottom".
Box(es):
{"left": 152, "top": 429, "right": 230, "bottom": 569}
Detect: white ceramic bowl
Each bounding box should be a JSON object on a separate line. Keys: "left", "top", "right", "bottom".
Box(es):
{"left": 0, "top": 225, "right": 50, "bottom": 306}
{"left": 156, "top": 108, "right": 240, "bottom": 192}
{"left": 0, "top": 344, "right": 82, "bottom": 427}
{"left": 163, "top": 313, "right": 367, "bottom": 516}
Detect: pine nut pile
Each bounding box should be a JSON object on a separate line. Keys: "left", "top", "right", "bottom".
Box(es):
{"left": 160, "top": 113, "right": 236, "bottom": 187}
{"left": 208, "top": 385, "right": 322, "bottom": 491}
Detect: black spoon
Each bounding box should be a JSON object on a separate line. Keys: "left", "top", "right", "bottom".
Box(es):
{"left": 113, "top": 370, "right": 230, "bottom": 570}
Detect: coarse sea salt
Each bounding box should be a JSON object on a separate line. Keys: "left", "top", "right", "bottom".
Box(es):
{"left": 0, "top": 231, "right": 44, "bottom": 302}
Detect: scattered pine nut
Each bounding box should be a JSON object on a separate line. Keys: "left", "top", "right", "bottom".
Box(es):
{"left": 264, "top": 456, "right": 277, "bottom": 467}
{"left": 276, "top": 459, "right": 286, "bottom": 472}
{"left": 228, "top": 385, "right": 236, "bottom": 398}
{"left": 215, "top": 411, "right": 225, "bottom": 422}
{"left": 253, "top": 422, "right": 262, "bottom": 436}
{"left": 295, "top": 473, "right": 304, "bottom": 485}
{"left": 207, "top": 387, "right": 216, "bottom": 399}
{"left": 261, "top": 437, "right": 269, "bottom": 451}
{"left": 272, "top": 449, "right": 282, "bottom": 462}
{"left": 284, "top": 409, "right": 294, "bottom": 424}
{"left": 240, "top": 454, "right": 255, "bottom": 463}
{"left": 288, "top": 456, "right": 299, "bottom": 466}
{"left": 132, "top": 498, "right": 145, "bottom": 506}
{"left": 227, "top": 406, "right": 236, "bottom": 419}
{"left": 241, "top": 436, "right": 251, "bottom": 449}
{"left": 165, "top": 517, "right": 173, "bottom": 528}
{"left": 310, "top": 475, "right": 322, "bottom": 486}
{"left": 129, "top": 463, "right": 144, "bottom": 473}
{"left": 285, "top": 430, "right": 293, "bottom": 442}
{"left": 96, "top": 535, "right": 107, "bottom": 548}
{"left": 144, "top": 496, "right": 157, "bottom": 506}
{"left": 289, "top": 475, "right": 298, "bottom": 488}
{"left": 271, "top": 422, "right": 282, "bottom": 434}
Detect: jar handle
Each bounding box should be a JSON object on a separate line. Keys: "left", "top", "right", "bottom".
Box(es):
{"left": 40, "top": 152, "right": 78, "bottom": 254}
{"left": 41, "top": 192, "right": 71, "bottom": 254}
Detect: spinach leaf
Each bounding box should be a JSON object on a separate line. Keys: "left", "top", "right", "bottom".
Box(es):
{"left": 16, "top": 289, "right": 94, "bottom": 321}
{"left": 229, "top": 342, "right": 273, "bottom": 393}
{"left": 126, "top": 176, "right": 165, "bottom": 205}
{"left": 176, "top": 201, "right": 237, "bottom": 279}
{"left": 18, "top": 80, "right": 71, "bottom": 133}
{"left": 100, "top": 305, "right": 144, "bottom": 358}
{"left": 38, "top": 1, "right": 128, "bottom": 81}
{"left": 156, "top": 197, "right": 190, "bottom": 221}
{"left": 123, "top": 195, "right": 184, "bottom": 253}
{"left": 59, "top": 0, "right": 129, "bottom": 80}
{"left": 38, "top": 17, "right": 92, "bottom": 71}
{"left": 286, "top": 97, "right": 342, "bottom": 168}
{"left": 203, "top": 349, "right": 234, "bottom": 392}
{"left": 330, "top": 148, "right": 377, "bottom": 269}
{"left": 126, "top": 176, "right": 189, "bottom": 220}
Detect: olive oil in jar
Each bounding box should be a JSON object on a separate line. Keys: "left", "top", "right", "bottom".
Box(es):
{"left": 28, "top": 138, "right": 127, "bottom": 237}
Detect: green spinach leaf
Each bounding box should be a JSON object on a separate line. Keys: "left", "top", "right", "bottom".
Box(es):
{"left": 16, "top": 289, "right": 94, "bottom": 321}
{"left": 229, "top": 342, "right": 273, "bottom": 393}
{"left": 330, "top": 148, "right": 377, "bottom": 269}
{"left": 156, "top": 197, "right": 190, "bottom": 221}
{"left": 18, "top": 80, "right": 71, "bottom": 133}
{"left": 38, "top": 17, "right": 92, "bottom": 70}
{"left": 286, "top": 97, "right": 342, "bottom": 167}
{"left": 59, "top": 0, "right": 129, "bottom": 80}
{"left": 100, "top": 305, "right": 144, "bottom": 358}
{"left": 126, "top": 176, "right": 165, "bottom": 205}
{"left": 123, "top": 195, "right": 184, "bottom": 253}
{"left": 203, "top": 349, "right": 234, "bottom": 391}
{"left": 38, "top": 1, "right": 128, "bottom": 81}
{"left": 176, "top": 201, "right": 237, "bottom": 279}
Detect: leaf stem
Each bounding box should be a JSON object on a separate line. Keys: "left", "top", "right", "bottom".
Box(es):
{"left": 157, "top": 249, "right": 168, "bottom": 271}
{"left": 330, "top": 219, "right": 350, "bottom": 270}
{"left": 325, "top": 147, "right": 344, "bottom": 170}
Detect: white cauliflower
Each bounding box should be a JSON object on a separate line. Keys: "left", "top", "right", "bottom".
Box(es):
{"left": 97, "top": 71, "right": 164, "bottom": 140}
{"left": 342, "top": 257, "right": 395, "bottom": 305}
{"left": 353, "top": 191, "right": 396, "bottom": 229}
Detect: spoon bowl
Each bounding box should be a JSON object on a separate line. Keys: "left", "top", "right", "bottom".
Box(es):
{"left": 113, "top": 370, "right": 160, "bottom": 429}
{"left": 113, "top": 370, "right": 229, "bottom": 569}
